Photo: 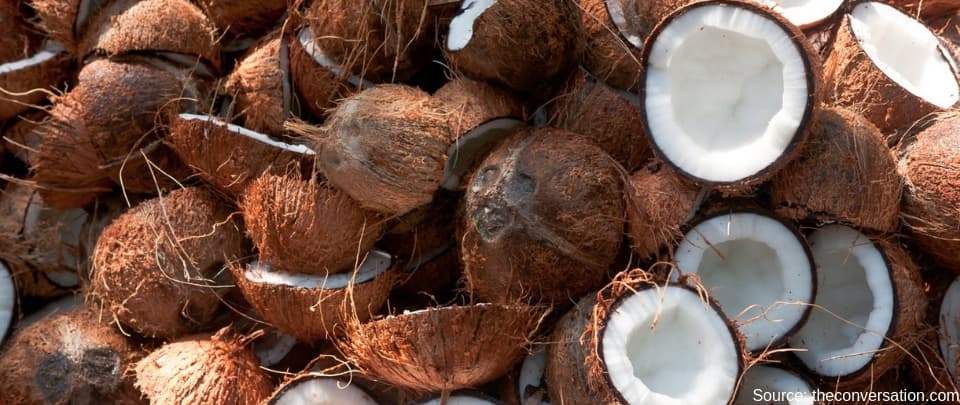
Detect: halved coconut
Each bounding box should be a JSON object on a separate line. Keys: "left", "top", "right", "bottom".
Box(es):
{"left": 734, "top": 365, "right": 815, "bottom": 405}
{"left": 787, "top": 225, "right": 926, "bottom": 387}
{"left": 641, "top": 0, "right": 820, "bottom": 188}
{"left": 267, "top": 375, "right": 380, "bottom": 405}
{"left": 826, "top": 1, "right": 959, "bottom": 137}
{"left": 289, "top": 26, "right": 372, "bottom": 120}
{"left": 771, "top": 107, "right": 901, "bottom": 233}
{"left": 338, "top": 303, "right": 546, "bottom": 394}
{"left": 503, "top": 346, "right": 551, "bottom": 405}
{"left": 905, "top": 272, "right": 960, "bottom": 398}
{"left": 416, "top": 391, "right": 505, "bottom": 405}
{"left": 134, "top": 328, "right": 274, "bottom": 405}
{"left": 461, "top": 128, "right": 625, "bottom": 304}
{"left": 169, "top": 113, "right": 314, "bottom": 196}
{"left": 758, "top": 0, "right": 845, "bottom": 29}
{"left": 674, "top": 211, "right": 815, "bottom": 353}
{"left": 0, "top": 42, "right": 72, "bottom": 122}
{"left": 899, "top": 114, "right": 960, "bottom": 270}
{"left": 226, "top": 32, "right": 294, "bottom": 135}
{"left": 89, "top": 187, "right": 246, "bottom": 338}
{"left": 444, "top": 0, "right": 580, "bottom": 92}
{"left": 0, "top": 306, "right": 145, "bottom": 404}
{"left": 0, "top": 260, "right": 15, "bottom": 346}
{"left": 625, "top": 162, "right": 706, "bottom": 259}
{"left": 232, "top": 250, "right": 397, "bottom": 342}
{"left": 241, "top": 172, "right": 385, "bottom": 275}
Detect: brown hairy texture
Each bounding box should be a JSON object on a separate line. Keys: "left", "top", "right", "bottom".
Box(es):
{"left": 888, "top": 0, "right": 960, "bottom": 19}
{"left": 0, "top": 44, "right": 72, "bottom": 122}
{"left": 931, "top": 11, "right": 960, "bottom": 63}
{"left": 297, "top": 85, "right": 454, "bottom": 214}
{"left": 168, "top": 114, "right": 306, "bottom": 196}
{"left": 27, "top": 0, "right": 82, "bottom": 53}
{"left": 904, "top": 270, "right": 959, "bottom": 401}
{"left": 624, "top": 163, "right": 703, "bottom": 260}
{"left": 241, "top": 173, "right": 385, "bottom": 275}
{"left": 444, "top": 0, "right": 581, "bottom": 93}
{"left": 825, "top": 9, "right": 958, "bottom": 137}
{"left": 899, "top": 115, "right": 960, "bottom": 270}
{"left": 433, "top": 77, "right": 522, "bottom": 137}
{"left": 3, "top": 112, "right": 43, "bottom": 164}
{"left": 231, "top": 261, "right": 398, "bottom": 342}
{"left": 461, "top": 128, "right": 626, "bottom": 304}
{"left": 226, "top": 33, "right": 289, "bottom": 136}
{"left": 544, "top": 294, "right": 603, "bottom": 405}
{"left": 89, "top": 187, "right": 246, "bottom": 338}
{"left": 195, "top": 0, "right": 288, "bottom": 39}
{"left": 771, "top": 107, "right": 902, "bottom": 233}
{"left": 338, "top": 304, "right": 546, "bottom": 393}
{"left": 134, "top": 328, "right": 274, "bottom": 405}
{"left": 389, "top": 247, "right": 460, "bottom": 309}
{"left": 549, "top": 69, "right": 652, "bottom": 172}
{"left": 580, "top": 0, "right": 644, "bottom": 91}
{"left": 0, "top": 0, "right": 39, "bottom": 63}
{"left": 0, "top": 307, "right": 145, "bottom": 405}
{"left": 379, "top": 193, "right": 457, "bottom": 263}
{"left": 288, "top": 26, "right": 359, "bottom": 120}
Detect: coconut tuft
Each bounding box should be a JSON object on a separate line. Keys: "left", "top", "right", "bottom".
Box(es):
{"left": 225, "top": 32, "right": 293, "bottom": 135}
{"left": 338, "top": 303, "right": 546, "bottom": 394}
{"left": 0, "top": 42, "right": 73, "bottom": 122}
{"left": 241, "top": 172, "right": 385, "bottom": 275}
{"left": 89, "top": 187, "right": 246, "bottom": 338}
{"left": 624, "top": 162, "right": 706, "bottom": 260}
{"left": 134, "top": 327, "right": 274, "bottom": 405}
{"left": 294, "top": 84, "right": 454, "bottom": 214}
{"left": 579, "top": 0, "right": 645, "bottom": 91}
{"left": 771, "top": 107, "right": 902, "bottom": 233}
{"left": 0, "top": 306, "right": 145, "bottom": 405}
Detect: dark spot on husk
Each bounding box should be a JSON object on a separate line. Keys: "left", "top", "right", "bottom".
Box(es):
{"left": 79, "top": 348, "right": 121, "bottom": 392}
{"left": 504, "top": 172, "right": 536, "bottom": 202}
{"left": 472, "top": 203, "right": 513, "bottom": 242}
{"left": 36, "top": 352, "right": 74, "bottom": 403}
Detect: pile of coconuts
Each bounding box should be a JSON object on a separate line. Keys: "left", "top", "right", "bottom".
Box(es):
{"left": 3, "top": 0, "right": 960, "bottom": 403}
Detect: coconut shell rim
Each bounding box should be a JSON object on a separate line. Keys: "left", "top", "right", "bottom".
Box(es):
{"left": 267, "top": 374, "right": 379, "bottom": 405}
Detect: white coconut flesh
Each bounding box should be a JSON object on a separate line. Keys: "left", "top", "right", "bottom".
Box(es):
{"left": 0, "top": 261, "right": 14, "bottom": 341}
{"left": 788, "top": 225, "right": 894, "bottom": 378}
{"left": 244, "top": 250, "right": 392, "bottom": 289}
{"left": 849, "top": 2, "right": 960, "bottom": 109}
{"left": 447, "top": 0, "right": 497, "bottom": 51}
{"left": 602, "top": 285, "right": 739, "bottom": 405}
{"left": 0, "top": 42, "right": 65, "bottom": 74}
{"left": 758, "top": 0, "right": 844, "bottom": 28}
{"left": 271, "top": 378, "right": 379, "bottom": 405}
{"left": 734, "top": 365, "right": 814, "bottom": 405}
{"left": 254, "top": 329, "right": 298, "bottom": 367}
{"left": 297, "top": 28, "right": 374, "bottom": 89}
{"left": 644, "top": 4, "right": 810, "bottom": 183}
{"left": 178, "top": 113, "right": 316, "bottom": 155}
{"left": 674, "top": 212, "right": 814, "bottom": 352}
{"left": 938, "top": 276, "right": 960, "bottom": 379}
{"left": 441, "top": 118, "right": 524, "bottom": 190}
{"left": 419, "top": 394, "right": 499, "bottom": 405}
{"left": 517, "top": 347, "right": 550, "bottom": 405}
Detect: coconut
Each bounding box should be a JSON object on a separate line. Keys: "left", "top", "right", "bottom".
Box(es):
{"left": 241, "top": 172, "right": 385, "bottom": 275}
{"left": 548, "top": 68, "right": 652, "bottom": 172}
{"left": 624, "top": 162, "right": 706, "bottom": 260}
{"left": 904, "top": 272, "right": 960, "bottom": 400}
{"left": 787, "top": 226, "right": 926, "bottom": 388}
{"left": 734, "top": 365, "right": 815, "bottom": 404}
{"left": 443, "top": 0, "right": 580, "bottom": 93}
{"left": 0, "top": 260, "right": 15, "bottom": 346}
{"left": 500, "top": 346, "right": 550, "bottom": 405}
{"left": 89, "top": 187, "right": 246, "bottom": 338}
{"left": 579, "top": 0, "right": 644, "bottom": 91}
{"left": 640, "top": 0, "right": 820, "bottom": 189}
{"left": 0, "top": 306, "right": 145, "bottom": 405}
{"left": 168, "top": 113, "right": 314, "bottom": 196}
{"left": 461, "top": 128, "right": 625, "bottom": 304}
{"left": 825, "top": 1, "right": 959, "bottom": 138}
{"left": 301, "top": 343, "right": 419, "bottom": 404}
{"left": 293, "top": 85, "right": 454, "bottom": 214}
{"left": 0, "top": 42, "right": 73, "bottom": 122}
{"left": 2, "top": 111, "right": 43, "bottom": 165}
{"left": 289, "top": 26, "right": 373, "bottom": 120}
{"left": 232, "top": 250, "right": 398, "bottom": 343}
{"left": 195, "top": 0, "right": 288, "bottom": 41}
{"left": 890, "top": 0, "right": 960, "bottom": 19}
{"left": 338, "top": 303, "right": 546, "bottom": 395}
{"left": 899, "top": 115, "right": 960, "bottom": 270}
{"left": 771, "top": 107, "right": 902, "bottom": 233}
{"left": 416, "top": 391, "right": 505, "bottom": 405}
{"left": 0, "top": 0, "right": 39, "bottom": 63}
{"left": 28, "top": 0, "right": 111, "bottom": 54}
{"left": 267, "top": 375, "right": 381, "bottom": 405}
{"left": 756, "top": 0, "right": 845, "bottom": 29}
{"left": 225, "top": 32, "right": 295, "bottom": 135}
{"left": 134, "top": 328, "right": 274, "bottom": 405}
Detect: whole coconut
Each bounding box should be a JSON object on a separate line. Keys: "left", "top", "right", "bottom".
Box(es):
{"left": 624, "top": 162, "right": 706, "bottom": 260}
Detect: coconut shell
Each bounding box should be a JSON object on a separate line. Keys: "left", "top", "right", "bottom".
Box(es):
{"left": 89, "top": 187, "right": 246, "bottom": 338}
{"left": 931, "top": 11, "right": 960, "bottom": 63}
{"left": 134, "top": 328, "right": 274, "bottom": 405}
{"left": 624, "top": 163, "right": 705, "bottom": 260}
{"left": 195, "top": 0, "right": 288, "bottom": 40}
{"left": 267, "top": 375, "right": 385, "bottom": 405}
{"left": 549, "top": 68, "right": 652, "bottom": 172}
{"left": 3, "top": 111, "right": 43, "bottom": 164}
{"left": 434, "top": 78, "right": 522, "bottom": 137}
{"left": 0, "top": 43, "right": 72, "bottom": 122}
{"left": 443, "top": 0, "right": 581, "bottom": 93}
{"left": 241, "top": 172, "right": 385, "bottom": 275}
{"left": 544, "top": 293, "right": 603, "bottom": 405}
{"left": 771, "top": 107, "right": 902, "bottom": 233}
{"left": 338, "top": 303, "right": 546, "bottom": 393}
{"left": 288, "top": 26, "right": 365, "bottom": 120}
{"left": 232, "top": 261, "right": 398, "bottom": 343}
{"left": 889, "top": 0, "right": 960, "bottom": 19}
{"left": 28, "top": 0, "right": 108, "bottom": 54}
{"left": 825, "top": 7, "right": 959, "bottom": 137}
{"left": 899, "top": 115, "right": 960, "bottom": 270}
{"left": 579, "top": 0, "right": 645, "bottom": 91}
{"left": 297, "top": 84, "right": 454, "bottom": 214}
{"left": 0, "top": 306, "right": 146, "bottom": 405}
{"left": 226, "top": 33, "right": 292, "bottom": 136}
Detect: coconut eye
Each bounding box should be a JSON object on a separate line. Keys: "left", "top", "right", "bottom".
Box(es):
{"left": 504, "top": 172, "right": 536, "bottom": 202}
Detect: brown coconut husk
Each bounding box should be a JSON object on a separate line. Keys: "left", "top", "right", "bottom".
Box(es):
{"left": 0, "top": 1, "right": 39, "bottom": 63}
{"left": 889, "top": 0, "right": 960, "bottom": 19}
{"left": 167, "top": 113, "right": 309, "bottom": 196}
{"left": 28, "top": 0, "right": 109, "bottom": 54}
{"left": 904, "top": 270, "right": 960, "bottom": 402}
{"left": 544, "top": 293, "right": 603, "bottom": 405}
{"left": 549, "top": 68, "right": 652, "bottom": 172}
{"left": 288, "top": 26, "right": 368, "bottom": 120}
{"left": 292, "top": 84, "right": 453, "bottom": 214}
{"left": 338, "top": 303, "right": 547, "bottom": 394}
{"left": 771, "top": 107, "right": 902, "bottom": 233}
{"left": 443, "top": 0, "right": 581, "bottom": 93}
{"left": 226, "top": 32, "right": 293, "bottom": 136}
{"left": 899, "top": 114, "right": 960, "bottom": 270}
{"left": 0, "top": 306, "right": 146, "bottom": 405}
{"left": 195, "top": 0, "right": 288, "bottom": 41}
{"left": 241, "top": 172, "right": 385, "bottom": 275}
{"left": 231, "top": 259, "right": 399, "bottom": 343}
{"left": 2, "top": 111, "right": 44, "bottom": 165}
{"left": 134, "top": 328, "right": 274, "bottom": 405}
{"left": 0, "top": 43, "right": 73, "bottom": 122}
{"left": 825, "top": 4, "right": 959, "bottom": 138}
{"left": 89, "top": 187, "right": 246, "bottom": 338}
{"left": 461, "top": 128, "right": 626, "bottom": 304}
{"left": 579, "top": 0, "right": 645, "bottom": 91}
{"left": 624, "top": 163, "right": 707, "bottom": 260}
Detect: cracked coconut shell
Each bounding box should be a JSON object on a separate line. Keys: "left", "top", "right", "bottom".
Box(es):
{"left": 0, "top": 43, "right": 73, "bottom": 122}
{"left": 0, "top": 306, "right": 145, "bottom": 405}
{"left": 90, "top": 187, "right": 245, "bottom": 338}
{"left": 461, "top": 128, "right": 626, "bottom": 304}
{"left": 241, "top": 172, "right": 385, "bottom": 275}
{"left": 134, "top": 328, "right": 274, "bottom": 405}
{"left": 625, "top": 162, "right": 707, "bottom": 260}
{"left": 226, "top": 33, "right": 293, "bottom": 135}
{"left": 771, "top": 107, "right": 902, "bottom": 233}
{"left": 338, "top": 303, "right": 546, "bottom": 394}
